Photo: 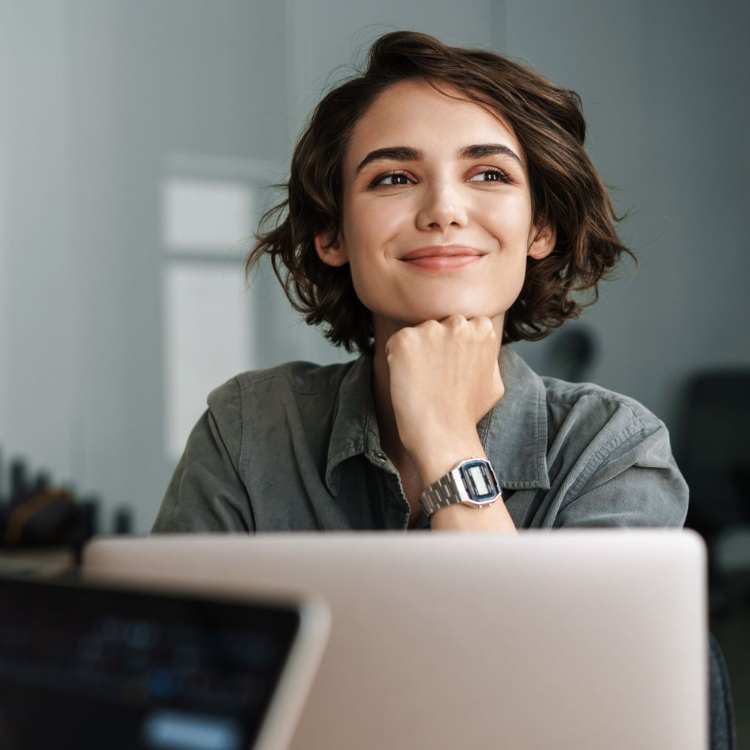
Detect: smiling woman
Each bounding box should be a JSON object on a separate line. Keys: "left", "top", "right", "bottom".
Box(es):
{"left": 249, "top": 32, "right": 633, "bottom": 358}
{"left": 152, "top": 31, "right": 687, "bottom": 537}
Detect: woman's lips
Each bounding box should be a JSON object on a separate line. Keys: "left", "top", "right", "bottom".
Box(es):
{"left": 401, "top": 255, "right": 484, "bottom": 270}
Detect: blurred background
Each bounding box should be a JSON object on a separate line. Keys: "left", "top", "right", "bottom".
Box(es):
{"left": 0, "top": 0, "right": 748, "bottom": 739}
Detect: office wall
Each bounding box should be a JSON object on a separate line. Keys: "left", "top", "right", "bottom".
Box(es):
{"left": 0, "top": 1, "right": 747, "bottom": 532}
{"left": 0, "top": 1, "right": 77, "bottom": 497}
{"left": 503, "top": 0, "right": 750, "bottom": 445}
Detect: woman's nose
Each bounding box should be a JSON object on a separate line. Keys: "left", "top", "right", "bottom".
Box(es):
{"left": 414, "top": 179, "right": 469, "bottom": 232}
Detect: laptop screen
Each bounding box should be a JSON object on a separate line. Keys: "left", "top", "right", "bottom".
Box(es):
{"left": 0, "top": 574, "right": 302, "bottom": 750}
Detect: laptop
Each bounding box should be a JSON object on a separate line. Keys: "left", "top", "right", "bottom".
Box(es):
{"left": 0, "top": 572, "right": 329, "bottom": 750}
{"left": 83, "top": 530, "right": 708, "bottom": 750}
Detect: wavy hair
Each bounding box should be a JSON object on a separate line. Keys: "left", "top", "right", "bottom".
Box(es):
{"left": 245, "top": 30, "right": 635, "bottom": 355}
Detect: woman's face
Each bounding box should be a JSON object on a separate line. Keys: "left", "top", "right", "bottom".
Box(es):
{"left": 315, "top": 77, "right": 555, "bottom": 345}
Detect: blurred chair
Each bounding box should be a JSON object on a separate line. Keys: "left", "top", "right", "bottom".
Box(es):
{"left": 709, "top": 631, "right": 737, "bottom": 750}
{"left": 677, "top": 369, "right": 750, "bottom": 617}
{"left": 545, "top": 324, "right": 599, "bottom": 382}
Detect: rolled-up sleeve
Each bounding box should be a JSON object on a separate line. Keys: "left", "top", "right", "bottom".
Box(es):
{"left": 554, "top": 418, "right": 689, "bottom": 529}
{"left": 151, "top": 378, "right": 255, "bottom": 533}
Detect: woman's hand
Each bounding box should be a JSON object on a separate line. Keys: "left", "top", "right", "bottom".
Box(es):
{"left": 384, "top": 314, "right": 504, "bottom": 457}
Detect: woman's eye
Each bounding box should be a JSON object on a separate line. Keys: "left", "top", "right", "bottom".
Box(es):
{"left": 469, "top": 168, "right": 512, "bottom": 183}
{"left": 371, "top": 172, "right": 411, "bottom": 187}
{"left": 369, "top": 167, "right": 512, "bottom": 188}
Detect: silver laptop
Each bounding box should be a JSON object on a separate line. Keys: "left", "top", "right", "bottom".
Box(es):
{"left": 83, "top": 530, "right": 708, "bottom": 750}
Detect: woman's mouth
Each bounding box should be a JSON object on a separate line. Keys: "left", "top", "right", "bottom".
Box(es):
{"left": 401, "top": 255, "right": 484, "bottom": 271}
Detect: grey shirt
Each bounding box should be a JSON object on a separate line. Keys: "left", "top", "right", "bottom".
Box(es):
{"left": 152, "top": 346, "right": 688, "bottom": 533}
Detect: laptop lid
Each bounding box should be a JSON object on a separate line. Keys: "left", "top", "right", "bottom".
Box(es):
{"left": 0, "top": 573, "right": 329, "bottom": 750}
{"left": 84, "top": 530, "right": 708, "bottom": 750}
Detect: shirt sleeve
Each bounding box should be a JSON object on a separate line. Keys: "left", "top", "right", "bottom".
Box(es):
{"left": 151, "top": 378, "right": 255, "bottom": 533}
{"left": 554, "top": 416, "right": 689, "bottom": 529}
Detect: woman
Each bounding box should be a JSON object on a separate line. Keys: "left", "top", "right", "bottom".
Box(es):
{"left": 153, "top": 30, "right": 688, "bottom": 534}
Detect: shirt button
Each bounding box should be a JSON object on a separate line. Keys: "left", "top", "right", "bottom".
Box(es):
{"left": 374, "top": 451, "right": 386, "bottom": 461}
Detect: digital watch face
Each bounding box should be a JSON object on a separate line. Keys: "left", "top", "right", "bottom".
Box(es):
{"left": 461, "top": 461, "right": 498, "bottom": 501}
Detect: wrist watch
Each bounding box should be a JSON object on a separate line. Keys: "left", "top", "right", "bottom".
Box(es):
{"left": 418, "top": 456, "right": 502, "bottom": 519}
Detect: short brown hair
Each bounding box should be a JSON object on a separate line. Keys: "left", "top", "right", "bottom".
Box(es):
{"left": 245, "top": 30, "right": 635, "bottom": 356}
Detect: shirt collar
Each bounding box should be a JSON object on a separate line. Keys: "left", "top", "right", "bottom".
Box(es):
{"left": 325, "top": 345, "right": 550, "bottom": 497}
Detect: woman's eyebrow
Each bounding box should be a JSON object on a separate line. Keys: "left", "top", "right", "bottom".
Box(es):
{"left": 354, "top": 143, "right": 524, "bottom": 175}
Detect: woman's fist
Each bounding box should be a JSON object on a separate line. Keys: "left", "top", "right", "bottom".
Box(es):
{"left": 384, "top": 315, "right": 504, "bottom": 456}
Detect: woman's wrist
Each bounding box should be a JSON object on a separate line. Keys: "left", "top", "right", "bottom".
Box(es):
{"left": 409, "top": 433, "right": 516, "bottom": 533}
{"left": 411, "top": 432, "right": 486, "bottom": 491}
{"left": 429, "top": 499, "right": 517, "bottom": 533}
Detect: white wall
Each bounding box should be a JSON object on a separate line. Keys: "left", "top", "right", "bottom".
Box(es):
{"left": 0, "top": 1, "right": 76, "bottom": 497}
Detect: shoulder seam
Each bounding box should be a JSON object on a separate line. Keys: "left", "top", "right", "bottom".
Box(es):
{"left": 546, "top": 389, "right": 657, "bottom": 426}
{"left": 206, "top": 376, "right": 245, "bottom": 475}
{"left": 233, "top": 375, "right": 247, "bottom": 480}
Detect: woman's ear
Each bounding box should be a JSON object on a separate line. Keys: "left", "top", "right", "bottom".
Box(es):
{"left": 314, "top": 228, "right": 349, "bottom": 268}
{"left": 527, "top": 221, "right": 556, "bottom": 261}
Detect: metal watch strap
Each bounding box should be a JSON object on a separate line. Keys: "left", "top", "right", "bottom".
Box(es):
{"left": 419, "top": 473, "right": 467, "bottom": 517}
